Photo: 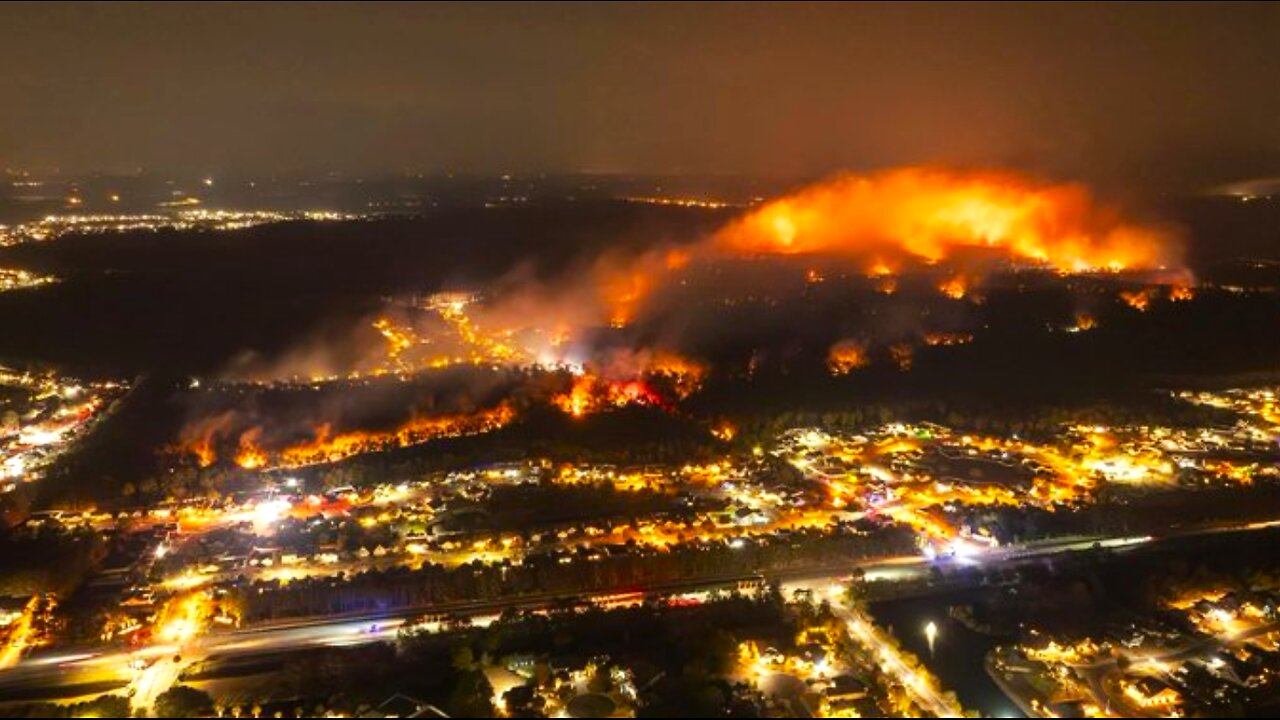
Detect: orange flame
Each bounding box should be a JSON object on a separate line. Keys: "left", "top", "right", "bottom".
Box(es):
{"left": 577, "top": 168, "right": 1183, "bottom": 330}
{"left": 645, "top": 351, "right": 708, "bottom": 399}
{"left": 555, "top": 375, "right": 597, "bottom": 418}
{"left": 180, "top": 404, "right": 515, "bottom": 471}
{"left": 923, "top": 332, "right": 973, "bottom": 346}
{"left": 710, "top": 421, "right": 738, "bottom": 442}
{"left": 937, "top": 275, "right": 970, "bottom": 300}
{"left": 1120, "top": 288, "right": 1156, "bottom": 312}
{"left": 827, "top": 340, "right": 869, "bottom": 375}
{"left": 175, "top": 411, "right": 235, "bottom": 468}
{"left": 714, "top": 167, "right": 1180, "bottom": 274}
{"left": 277, "top": 404, "right": 515, "bottom": 468}
{"left": 190, "top": 439, "right": 216, "bottom": 468}
{"left": 234, "top": 428, "right": 268, "bottom": 470}
{"left": 602, "top": 267, "right": 655, "bottom": 328}
{"left": 1070, "top": 312, "right": 1098, "bottom": 332}
{"left": 552, "top": 350, "right": 707, "bottom": 418}
{"left": 553, "top": 374, "right": 668, "bottom": 418}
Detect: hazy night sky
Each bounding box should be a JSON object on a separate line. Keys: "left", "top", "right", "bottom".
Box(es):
{"left": 2, "top": 2, "right": 1278, "bottom": 190}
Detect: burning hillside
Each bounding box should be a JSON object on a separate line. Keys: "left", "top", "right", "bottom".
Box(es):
{"left": 714, "top": 167, "right": 1182, "bottom": 275}
{"left": 168, "top": 167, "right": 1197, "bottom": 471}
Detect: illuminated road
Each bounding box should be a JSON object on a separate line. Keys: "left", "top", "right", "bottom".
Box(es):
{"left": 1, "top": 516, "right": 1276, "bottom": 709}
{"left": 0, "top": 597, "right": 40, "bottom": 670}
{"left": 839, "top": 604, "right": 965, "bottom": 717}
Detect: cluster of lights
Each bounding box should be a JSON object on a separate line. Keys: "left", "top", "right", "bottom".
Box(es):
{"left": 0, "top": 209, "right": 363, "bottom": 247}
{"left": 0, "top": 267, "right": 58, "bottom": 292}
{"left": 2, "top": 367, "right": 124, "bottom": 491}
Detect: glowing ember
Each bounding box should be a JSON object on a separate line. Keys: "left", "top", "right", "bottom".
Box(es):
{"left": 1120, "top": 288, "right": 1156, "bottom": 311}
{"left": 890, "top": 343, "right": 914, "bottom": 371}
{"left": 827, "top": 340, "right": 869, "bottom": 375}
{"left": 923, "top": 332, "right": 973, "bottom": 346}
{"left": 711, "top": 421, "right": 738, "bottom": 441}
{"left": 1068, "top": 312, "right": 1098, "bottom": 333}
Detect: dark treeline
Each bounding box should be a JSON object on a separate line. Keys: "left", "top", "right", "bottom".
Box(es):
{"left": 0, "top": 204, "right": 727, "bottom": 379}
{"left": 236, "top": 526, "right": 915, "bottom": 622}
{"left": 0, "top": 525, "right": 105, "bottom": 598}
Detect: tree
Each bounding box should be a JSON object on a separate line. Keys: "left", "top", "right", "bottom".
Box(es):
{"left": 153, "top": 685, "right": 215, "bottom": 718}
{"left": 449, "top": 669, "right": 495, "bottom": 718}
{"left": 451, "top": 642, "right": 476, "bottom": 672}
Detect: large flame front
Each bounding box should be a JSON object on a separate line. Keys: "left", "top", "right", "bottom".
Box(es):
{"left": 713, "top": 167, "right": 1180, "bottom": 275}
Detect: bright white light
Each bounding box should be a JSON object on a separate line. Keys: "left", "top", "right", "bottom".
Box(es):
{"left": 253, "top": 498, "right": 291, "bottom": 527}
{"left": 19, "top": 427, "right": 65, "bottom": 446}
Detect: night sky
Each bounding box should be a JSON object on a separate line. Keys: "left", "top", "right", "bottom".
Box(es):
{"left": 2, "top": 2, "right": 1278, "bottom": 190}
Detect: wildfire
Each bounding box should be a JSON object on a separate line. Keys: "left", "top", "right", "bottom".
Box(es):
{"left": 435, "top": 301, "right": 528, "bottom": 366}
{"left": 713, "top": 167, "right": 1180, "bottom": 274}
{"left": 552, "top": 350, "right": 707, "bottom": 418}
{"left": 372, "top": 316, "right": 416, "bottom": 369}
{"left": 553, "top": 374, "right": 667, "bottom": 418}
{"left": 364, "top": 300, "right": 533, "bottom": 377}
{"left": 890, "top": 343, "right": 915, "bottom": 371}
{"left": 564, "top": 168, "right": 1184, "bottom": 336}
{"left": 603, "top": 268, "right": 654, "bottom": 328}
{"left": 1169, "top": 284, "right": 1195, "bottom": 302}
{"left": 645, "top": 351, "right": 708, "bottom": 399}
{"left": 1068, "top": 312, "right": 1098, "bottom": 333}
{"left": 277, "top": 404, "right": 516, "bottom": 468}
{"left": 923, "top": 332, "right": 973, "bottom": 346}
{"left": 1120, "top": 288, "right": 1156, "bottom": 312}
{"left": 937, "top": 275, "right": 970, "bottom": 300}
{"left": 711, "top": 421, "right": 738, "bottom": 442}
{"left": 555, "top": 375, "right": 597, "bottom": 418}
{"left": 234, "top": 428, "right": 268, "bottom": 470}
{"left": 190, "top": 439, "right": 216, "bottom": 468}
{"left": 827, "top": 340, "right": 869, "bottom": 375}
{"left": 185, "top": 404, "right": 515, "bottom": 471}
{"left": 175, "top": 411, "right": 235, "bottom": 468}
